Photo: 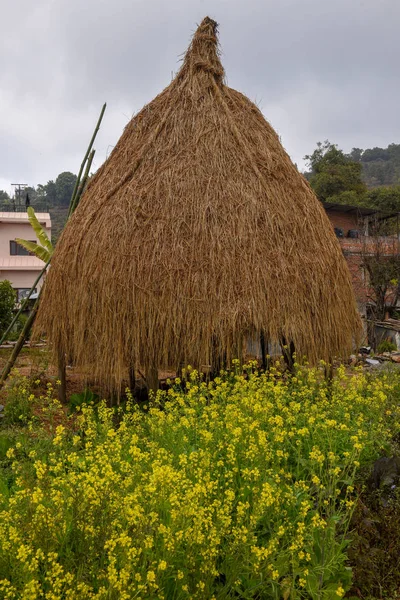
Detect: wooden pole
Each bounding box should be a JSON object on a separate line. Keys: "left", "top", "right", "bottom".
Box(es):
{"left": 146, "top": 363, "right": 159, "bottom": 394}
{"left": 260, "top": 331, "right": 267, "bottom": 370}
{"left": 128, "top": 365, "right": 136, "bottom": 392}
{"left": 280, "top": 336, "right": 295, "bottom": 373}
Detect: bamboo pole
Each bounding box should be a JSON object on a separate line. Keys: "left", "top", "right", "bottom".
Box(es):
{"left": 0, "top": 301, "right": 38, "bottom": 386}
{"left": 68, "top": 103, "right": 106, "bottom": 218}
{"left": 0, "top": 260, "right": 50, "bottom": 346}
{"left": 70, "top": 150, "right": 95, "bottom": 214}
{"left": 0, "top": 105, "right": 106, "bottom": 391}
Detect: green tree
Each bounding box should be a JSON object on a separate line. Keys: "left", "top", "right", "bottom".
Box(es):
{"left": 55, "top": 172, "right": 77, "bottom": 207}
{"left": 0, "top": 190, "right": 10, "bottom": 203}
{"left": 36, "top": 184, "right": 47, "bottom": 202}
{"left": 304, "top": 140, "right": 367, "bottom": 203}
{"left": 348, "top": 147, "right": 363, "bottom": 162}
{"left": 0, "top": 280, "right": 16, "bottom": 336}
{"left": 366, "top": 186, "right": 400, "bottom": 213}
{"left": 44, "top": 180, "right": 57, "bottom": 205}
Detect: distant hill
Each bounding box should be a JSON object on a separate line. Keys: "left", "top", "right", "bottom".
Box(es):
{"left": 348, "top": 144, "right": 400, "bottom": 188}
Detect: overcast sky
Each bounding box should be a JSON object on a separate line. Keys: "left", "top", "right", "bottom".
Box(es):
{"left": 1, "top": 0, "right": 399, "bottom": 196}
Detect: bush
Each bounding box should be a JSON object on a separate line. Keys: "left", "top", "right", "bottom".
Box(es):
{"left": 0, "top": 365, "right": 399, "bottom": 598}
{"left": 7, "top": 313, "right": 29, "bottom": 342}
{"left": 0, "top": 280, "right": 16, "bottom": 337}
{"left": 2, "top": 372, "right": 34, "bottom": 425}
{"left": 377, "top": 339, "right": 397, "bottom": 353}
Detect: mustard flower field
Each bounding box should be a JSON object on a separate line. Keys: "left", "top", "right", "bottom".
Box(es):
{"left": 0, "top": 363, "right": 399, "bottom": 599}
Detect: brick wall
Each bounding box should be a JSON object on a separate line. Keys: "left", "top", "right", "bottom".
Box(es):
{"left": 327, "top": 211, "right": 360, "bottom": 235}
{"left": 325, "top": 207, "right": 399, "bottom": 314}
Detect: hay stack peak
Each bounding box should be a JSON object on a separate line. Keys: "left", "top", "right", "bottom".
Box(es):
{"left": 177, "top": 17, "right": 225, "bottom": 86}
{"left": 36, "top": 18, "right": 361, "bottom": 389}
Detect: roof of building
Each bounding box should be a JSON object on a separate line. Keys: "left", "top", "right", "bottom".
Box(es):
{"left": 0, "top": 256, "right": 45, "bottom": 270}
{"left": 0, "top": 212, "right": 51, "bottom": 228}
{"left": 322, "top": 202, "right": 399, "bottom": 220}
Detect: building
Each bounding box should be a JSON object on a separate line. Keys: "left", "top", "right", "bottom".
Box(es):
{"left": 323, "top": 202, "right": 400, "bottom": 319}
{"left": 0, "top": 211, "right": 51, "bottom": 301}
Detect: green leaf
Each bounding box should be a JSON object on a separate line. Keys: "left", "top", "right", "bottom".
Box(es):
{"left": 26, "top": 207, "right": 53, "bottom": 254}
{"left": 15, "top": 239, "right": 51, "bottom": 263}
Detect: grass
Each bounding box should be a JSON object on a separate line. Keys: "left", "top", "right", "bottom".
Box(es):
{"left": 0, "top": 362, "right": 399, "bottom": 599}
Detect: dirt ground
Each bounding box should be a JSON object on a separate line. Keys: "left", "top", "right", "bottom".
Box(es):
{"left": 0, "top": 346, "right": 178, "bottom": 401}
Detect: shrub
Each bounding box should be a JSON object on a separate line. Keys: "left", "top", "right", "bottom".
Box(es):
{"left": 7, "top": 313, "right": 29, "bottom": 342}
{"left": 377, "top": 339, "right": 397, "bottom": 353}
{"left": 0, "top": 364, "right": 399, "bottom": 599}
{"left": 0, "top": 280, "right": 16, "bottom": 337}
{"left": 2, "top": 372, "right": 34, "bottom": 425}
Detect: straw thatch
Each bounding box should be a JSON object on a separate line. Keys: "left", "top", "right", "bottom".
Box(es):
{"left": 36, "top": 17, "right": 361, "bottom": 389}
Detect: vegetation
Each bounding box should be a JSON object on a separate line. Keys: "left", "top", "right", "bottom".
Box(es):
{"left": 377, "top": 338, "right": 397, "bottom": 353}
{"left": 16, "top": 207, "right": 54, "bottom": 263}
{"left": 304, "top": 141, "right": 400, "bottom": 212}
{"left": 304, "top": 141, "right": 367, "bottom": 205}
{"left": 0, "top": 363, "right": 399, "bottom": 598}
{"left": 0, "top": 280, "right": 16, "bottom": 337}
{"left": 351, "top": 143, "right": 400, "bottom": 188}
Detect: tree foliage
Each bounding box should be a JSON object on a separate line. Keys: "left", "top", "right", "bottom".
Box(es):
{"left": 304, "top": 141, "right": 400, "bottom": 212}
{"left": 55, "top": 172, "right": 77, "bottom": 207}
{"left": 347, "top": 143, "right": 400, "bottom": 187}
{"left": 304, "top": 141, "right": 367, "bottom": 203}
{"left": 0, "top": 280, "right": 16, "bottom": 336}
{"left": 0, "top": 190, "right": 10, "bottom": 203}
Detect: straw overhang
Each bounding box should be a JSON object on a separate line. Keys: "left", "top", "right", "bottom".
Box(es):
{"left": 35, "top": 17, "right": 361, "bottom": 389}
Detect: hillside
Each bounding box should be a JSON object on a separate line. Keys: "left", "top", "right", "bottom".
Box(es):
{"left": 349, "top": 144, "right": 400, "bottom": 188}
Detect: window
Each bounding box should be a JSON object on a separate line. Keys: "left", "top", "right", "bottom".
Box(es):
{"left": 10, "top": 240, "right": 35, "bottom": 256}
{"left": 15, "top": 288, "right": 37, "bottom": 302}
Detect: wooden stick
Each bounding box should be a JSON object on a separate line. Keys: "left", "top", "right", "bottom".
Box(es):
{"left": 128, "top": 364, "right": 136, "bottom": 392}
{"left": 146, "top": 363, "right": 159, "bottom": 393}
{"left": 260, "top": 331, "right": 267, "bottom": 370}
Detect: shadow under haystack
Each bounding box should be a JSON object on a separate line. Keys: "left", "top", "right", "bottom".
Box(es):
{"left": 35, "top": 17, "right": 361, "bottom": 392}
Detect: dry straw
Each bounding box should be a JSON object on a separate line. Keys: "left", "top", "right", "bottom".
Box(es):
{"left": 35, "top": 17, "right": 361, "bottom": 390}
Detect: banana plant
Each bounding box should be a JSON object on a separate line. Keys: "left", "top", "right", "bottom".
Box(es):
{"left": 15, "top": 207, "right": 54, "bottom": 263}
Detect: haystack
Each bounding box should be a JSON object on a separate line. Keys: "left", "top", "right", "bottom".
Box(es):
{"left": 36, "top": 17, "right": 361, "bottom": 390}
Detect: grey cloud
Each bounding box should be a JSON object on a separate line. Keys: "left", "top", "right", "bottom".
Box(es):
{"left": 1, "top": 0, "right": 399, "bottom": 195}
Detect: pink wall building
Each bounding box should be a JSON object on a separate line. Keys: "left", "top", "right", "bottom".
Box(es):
{"left": 0, "top": 212, "right": 51, "bottom": 301}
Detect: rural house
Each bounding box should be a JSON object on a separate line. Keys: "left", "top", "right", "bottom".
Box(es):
{"left": 0, "top": 211, "right": 51, "bottom": 301}
{"left": 323, "top": 201, "right": 400, "bottom": 325}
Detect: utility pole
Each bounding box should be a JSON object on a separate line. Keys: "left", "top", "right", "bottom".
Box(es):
{"left": 11, "top": 183, "right": 27, "bottom": 211}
